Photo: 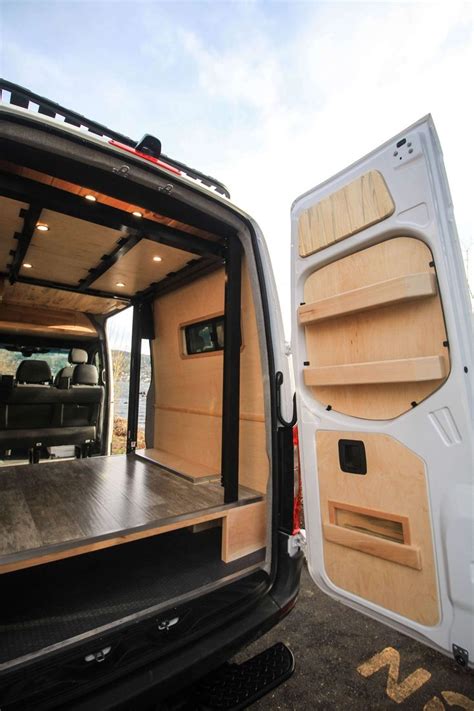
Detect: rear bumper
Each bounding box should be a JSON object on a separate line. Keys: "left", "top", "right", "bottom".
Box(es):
{"left": 70, "top": 537, "right": 304, "bottom": 711}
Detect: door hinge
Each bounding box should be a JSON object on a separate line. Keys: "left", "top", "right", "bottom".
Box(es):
{"left": 288, "top": 529, "right": 306, "bottom": 557}
{"left": 452, "top": 643, "right": 469, "bottom": 667}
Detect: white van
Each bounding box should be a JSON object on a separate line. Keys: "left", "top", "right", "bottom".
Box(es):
{"left": 0, "top": 80, "right": 472, "bottom": 710}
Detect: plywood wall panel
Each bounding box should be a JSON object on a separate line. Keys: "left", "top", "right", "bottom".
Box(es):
{"left": 152, "top": 264, "right": 269, "bottom": 494}
{"left": 0, "top": 197, "right": 29, "bottom": 273}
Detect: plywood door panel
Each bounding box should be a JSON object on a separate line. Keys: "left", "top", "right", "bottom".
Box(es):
{"left": 316, "top": 431, "right": 439, "bottom": 625}
{"left": 302, "top": 237, "right": 450, "bottom": 419}
{"left": 298, "top": 171, "right": 395, "bottom": 257}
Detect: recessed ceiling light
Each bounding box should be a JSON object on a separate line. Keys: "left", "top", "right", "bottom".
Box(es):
{"left": 153, "top": 255, "right": 162, "bottom": 262}
{"left": 36, "top": 223, "right": 49, "bottom": 232}
{"left": 85, "top": 194, "right": 97, "bottom": 202}
{"left": 23, "top": 263, "right": 32, "bottom": 269}
{"left": 132, "top": 210, "right": 143, "bottom": 218}
{"left": 115, "top": 282, "right": 125, "bottom": 288}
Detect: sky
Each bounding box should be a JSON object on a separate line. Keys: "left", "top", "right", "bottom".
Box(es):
{"left": 0, "top": 0, "right": 472, "bottom": 346}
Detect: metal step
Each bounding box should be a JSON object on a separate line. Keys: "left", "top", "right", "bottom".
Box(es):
{"left": 193, "top": 642, "right": 295, "bottom": 710}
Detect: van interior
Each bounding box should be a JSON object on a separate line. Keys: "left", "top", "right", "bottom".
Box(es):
{"left": 0, "top": 142, "right": 271, "bottom": 677}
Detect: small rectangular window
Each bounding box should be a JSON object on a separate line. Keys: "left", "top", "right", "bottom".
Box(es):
{"left": 184, "top": 316, "right": 225, "bottom": 355}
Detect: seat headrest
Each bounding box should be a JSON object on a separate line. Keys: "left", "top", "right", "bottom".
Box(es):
{"left": 69, "top": 348, "right": 88, "bottom": 365}
{"left": 16, "top": 360, "right": 52, "bottom": 384}
{"left": 72, "top": 363, "right": 99, "bottom": 385}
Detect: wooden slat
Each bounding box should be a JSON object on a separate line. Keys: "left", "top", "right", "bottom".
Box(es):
{"left": 298, "top": 170, "right": 395, "bottom": 257}
{"left": 304, "top": 356, "right": 447, "bottom": 386}
{"left": 299, "top": 272, "right": 437, "bottom": 325}
{"left": 136, "top": 448, "right": 220, "bottom": 482}
{"left": 323, "top": 523, "right": 422, "bottom": 570}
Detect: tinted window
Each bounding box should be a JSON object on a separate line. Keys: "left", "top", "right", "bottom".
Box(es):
{"left": 184, "top": 317, "right": 225, "bottom": 355}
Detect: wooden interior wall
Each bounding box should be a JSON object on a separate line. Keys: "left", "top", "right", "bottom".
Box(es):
{"left": 0, "top": 303, "right": 98, "bottom": 339}
{"left": 316, "top": 430, "right": 439, "bottom": 626}
{"left": 301, "top": 237, "right": 450, "bottom": 419}
{"left": 0, "top": 196, "right": 28, "bottom": 273}
{"left": 152, "top": 263, "right": 269, "bottom": 494}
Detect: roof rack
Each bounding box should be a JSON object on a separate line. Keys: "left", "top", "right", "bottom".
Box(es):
{"left": 0, "top": 79, "right": 231, "bottom": 199}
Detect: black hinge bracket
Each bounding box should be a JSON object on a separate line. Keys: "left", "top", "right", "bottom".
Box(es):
{"left": 276, "top": 371, "right": 297, "bottom": 428}
{"left": 452, "top": 644, "right": 469, "bottom": 668}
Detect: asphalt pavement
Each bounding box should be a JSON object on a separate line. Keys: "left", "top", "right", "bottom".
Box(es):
{"left": 233, "top": 563, "right": 474, "bottom": 710}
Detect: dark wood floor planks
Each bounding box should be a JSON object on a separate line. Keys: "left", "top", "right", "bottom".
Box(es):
{"left": 0, "top": 454, "right": 261, "bottom": 567}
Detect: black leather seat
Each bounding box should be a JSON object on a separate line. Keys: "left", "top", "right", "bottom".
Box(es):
{"left": 0, "top": 360, "right": 104, "bottom": 457}
{"left": 54, "top": 348, "right": 88, "bottom": 385}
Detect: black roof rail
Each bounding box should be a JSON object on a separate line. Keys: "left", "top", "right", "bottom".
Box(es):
{"left": 0, "top": 79, "right": 231, "bottom": 199}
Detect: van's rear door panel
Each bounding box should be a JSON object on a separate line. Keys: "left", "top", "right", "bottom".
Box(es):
{"left": 291, "top": 116, "right": 473, "bottom": 657}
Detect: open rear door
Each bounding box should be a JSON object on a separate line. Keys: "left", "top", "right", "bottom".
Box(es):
{"left": 291, "top": 116, "right": 473, "bottom": 660}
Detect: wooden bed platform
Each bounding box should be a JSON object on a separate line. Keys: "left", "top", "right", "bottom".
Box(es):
{"left": 0, "top": 454, "right": 266, "bottom": 575}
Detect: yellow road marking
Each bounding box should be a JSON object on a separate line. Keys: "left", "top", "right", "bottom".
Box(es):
{"left": 357, "top": 646, "right": 432, "bottom": 704}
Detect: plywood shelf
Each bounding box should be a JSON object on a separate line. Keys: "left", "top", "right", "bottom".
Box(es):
{"left": 304, "top": 355, "right": 448, "bottom": 387}
{"left": 299, "top": 272, "right": 437, "bottom": 325}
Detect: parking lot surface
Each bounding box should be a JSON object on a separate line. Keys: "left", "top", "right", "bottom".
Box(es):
{"left": 235, "top": 564, "right": 474, "bottom": 710}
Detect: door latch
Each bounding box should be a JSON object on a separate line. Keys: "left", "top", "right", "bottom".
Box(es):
{"left": 288, "top": 529, "right": 306, "bottom": 557}
{"left": 452, "top": 643, "right": 469, "bottom": 667}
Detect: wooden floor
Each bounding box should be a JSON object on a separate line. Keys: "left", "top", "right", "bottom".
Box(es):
{"left": 0, "top": 454, "right": 263, "bottom": 574}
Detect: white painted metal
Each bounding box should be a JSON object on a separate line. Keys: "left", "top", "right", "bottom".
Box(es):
{"left": 291, "top": 116, "right": 473, "bottom": 660}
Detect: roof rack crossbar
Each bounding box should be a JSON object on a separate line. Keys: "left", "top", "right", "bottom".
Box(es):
{"left": 0, "top": 79, "right": 231, "bottom": 198}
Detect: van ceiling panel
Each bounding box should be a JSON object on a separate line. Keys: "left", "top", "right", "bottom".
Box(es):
{"left": 0, "top": 196, "right": 29, "bottom": 272}
{"left": 19, "top": 210, "right": 123, "bottom": 285}
{"left": 0, "top": 302, "right": 98, "bottom": 339}
{"left": 2, "top": 281, "right": 127, "bottom": 315}
{"left": 90, "top": 239, "right": 193, "bottom": 297}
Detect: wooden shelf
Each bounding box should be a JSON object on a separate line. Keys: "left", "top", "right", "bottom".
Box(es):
{"left": 299, "top": 272, "right": 437, "bottom": 325}
{"left": 135, "top": 448, "right": 220, "bottom": 483}
{"left": 303, "top": 355, "right": 448, "bottom": 387}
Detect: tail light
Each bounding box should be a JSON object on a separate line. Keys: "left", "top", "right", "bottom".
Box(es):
{"left": 292, "top": 425, "right": 303, "bottom": 534}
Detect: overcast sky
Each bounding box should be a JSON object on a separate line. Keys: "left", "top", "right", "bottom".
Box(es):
{"left": 1, "top": 0, "right": 472, "bottom": 346}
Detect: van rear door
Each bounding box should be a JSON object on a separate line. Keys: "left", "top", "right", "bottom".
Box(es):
{"left": 291, "top": 116, "right": 473, "bottom": 660}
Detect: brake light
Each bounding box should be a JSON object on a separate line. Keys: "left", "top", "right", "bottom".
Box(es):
{"left": 292, "top": 425, "right": 302, "bottom": 534}
{"left": 108, "top": 140, "right": 181, "bottom": 175}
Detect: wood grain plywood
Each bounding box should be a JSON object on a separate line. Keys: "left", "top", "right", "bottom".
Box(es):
{"left": 152, "top": 263, "right": 269, "bottom": 493}
{"left": 2, "top": 281, "right": 128, "bottom": 315}
{"left": 0, "top": 455, "right": 264, "bottom": 574}
{"left": 298, "top": 272, "right": 437, "bottom": 324}
{"left": 222, "top": 501, "right": 266, "bottom": 562}
{"left": 0, "top": 197, "right": 28, "bottom": 273}
{"left": 91, "top": 240, "right": 192, "bottom": 296}
{"left": 302, "top": 237, "right": 450, "bottom": 419}
{"left": 316, "top": 431, "right": 439, "bottom": 625}
{"left": 298, "top": 170, "right": 395, "bottom": 257}
{"left": 20, "top": 210, "right": 122, "bottom": 284}
{"left": 0, "top": 303, "right": 97, "bottom": 339}
{"left": 0, "top": 160, "right": 220, "bottom": 241}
